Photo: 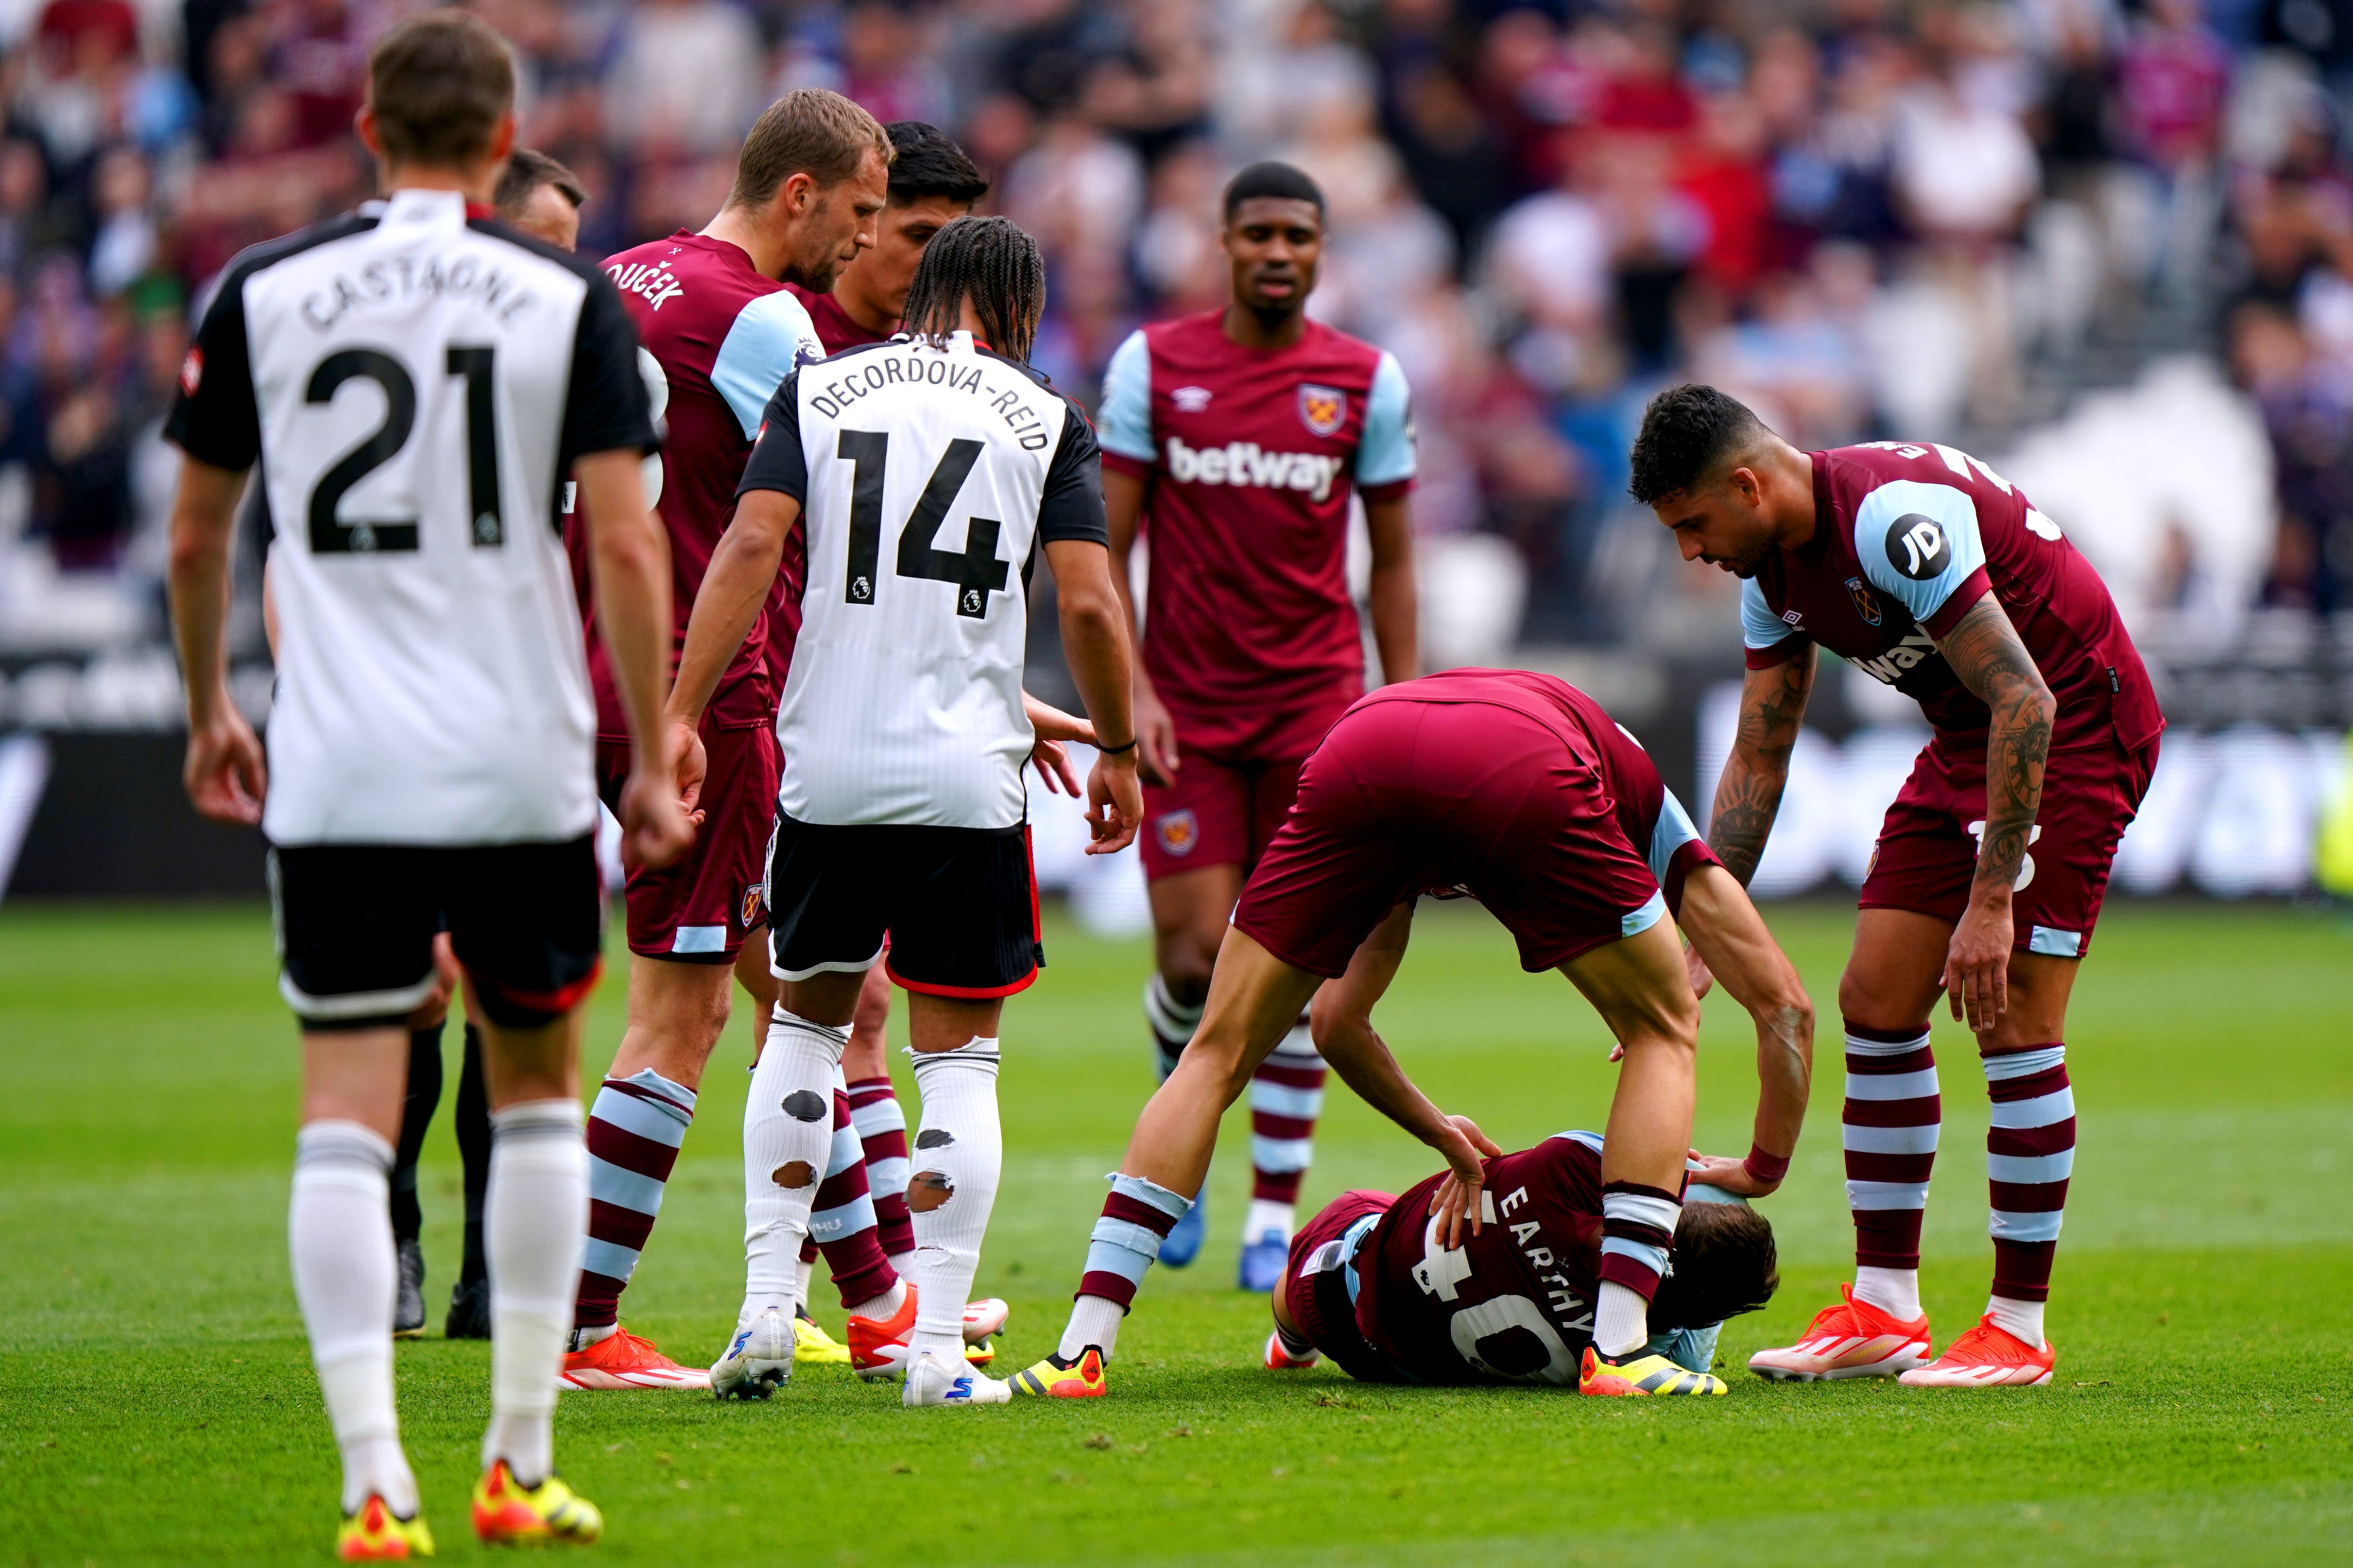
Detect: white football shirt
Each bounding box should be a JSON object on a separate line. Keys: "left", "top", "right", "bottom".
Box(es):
{"left": 736, "top": 331, "right": 1107, "bottom": 829}
{"left": 168, "top": 189, "right": 656, "bottom": 847}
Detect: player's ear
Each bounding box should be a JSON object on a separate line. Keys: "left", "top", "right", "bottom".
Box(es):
{"left": 780, "top": 170, "right": 816, "bottom": 217}
{"left": 354, "top": 104, "right": 383, "bottom": 160}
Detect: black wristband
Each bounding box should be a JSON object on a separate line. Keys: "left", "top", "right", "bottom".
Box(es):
{"left": 1097, "top": 737, "right": 1138, "bottom": 755}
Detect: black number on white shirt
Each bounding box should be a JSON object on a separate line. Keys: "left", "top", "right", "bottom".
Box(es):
{"left": 306, "top": 350, "right": 418, "bottom": 554}
{"left": 836, "top": 429, "right": 1009, "bottom": 619}
{"left": 304, "top": 346, "right": 505, "bottom": 555}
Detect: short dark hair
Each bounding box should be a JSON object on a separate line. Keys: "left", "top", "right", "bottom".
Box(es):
{"left": 366, "top": 11, "right": 515, "bottom": 169}
{"left": 494, "top": 148, "right": 584, "bottom": 219}
{"left": 1628, "top": 383, "right": 1769, "bottom": 505}
{"left": 729, "top": 89, "right": 893, "bottom": 211}
{"left": 1648, "top": 1200, "right": 1780, "bottom": 1333}
{"left": 885, "top": 120, "right": 988, "bottom": 208}
{"left": 1223, "top": 160, "right": 1325, "bottom": 223}
{"left": 901, "top": 215, "right": 1047, "bottom": 362}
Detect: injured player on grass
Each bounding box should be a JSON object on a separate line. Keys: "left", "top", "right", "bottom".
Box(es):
{"left": 1264, "top": 1135, "right": 1777, "bottom": 1392}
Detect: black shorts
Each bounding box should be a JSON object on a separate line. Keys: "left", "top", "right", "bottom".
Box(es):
{"left": 765, "top": 814, "right": 1041, "bottom": 999}
{"left": 269, "top": 836, "right": 605, "bottom": 1032}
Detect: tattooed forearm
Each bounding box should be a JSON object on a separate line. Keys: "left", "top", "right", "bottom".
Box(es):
{"left": 1936, "top": 594, "right": 2054, "bottom": 899}
{"left": 1707, "top": 648, "right": 1816, "bottom": 886}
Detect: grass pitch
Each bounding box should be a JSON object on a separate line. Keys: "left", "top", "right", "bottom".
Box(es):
{"left": 1, "top": 898, "right": 2349, "bottom": 1566}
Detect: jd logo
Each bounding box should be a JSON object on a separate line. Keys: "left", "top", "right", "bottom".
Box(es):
{"left": 1965, "top": 819, "right": 2042, "bottom": 890}
{"left": 1886, "top": 513, "right": 1948, "bottom": 580}
{"left": 851, "top": 576, "right": 872, "bottom": 601}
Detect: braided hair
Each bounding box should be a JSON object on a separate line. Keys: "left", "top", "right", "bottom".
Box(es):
{"left": 900, "top": 215, "right": 1047, "bottom": 362}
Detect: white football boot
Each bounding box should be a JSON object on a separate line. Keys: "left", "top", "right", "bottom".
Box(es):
{"left": 901, "top": 1350, "right": 1011, "bottom": 1408}
{"left": 710, "top": 1308, "right": 795, "bottom": 1399}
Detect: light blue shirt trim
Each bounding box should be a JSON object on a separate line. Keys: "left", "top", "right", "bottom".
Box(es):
{"left": 1741, "top": 576, "right": 1796, "bottom": 650}
{"left": 1097, "top": 328, "right": 1154, "bottom": 462}
{"left": 1621, "top": 889, "right": 1667, "bottom": 938}
{"left": 711, "top": 290, "right": 825, "bottom": 440}
{"left": 670, "top": 924, "right": 725, "bottom": 954}
{"left": 1355, "top": 350, "right": 1417, "bottom": 487}
{"left": 1649, "top": 786, "right": 1701, "bottom": 886}
{"left": 1852, "top": 479, "right": 1988, "bottom": 626}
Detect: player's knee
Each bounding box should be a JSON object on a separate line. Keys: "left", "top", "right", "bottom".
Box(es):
{"left": 1157, "top": 948, "right": 1217, "bottom": 1006}
{"left": 1836, "top": 970, "right": 1917, "bottom": 1035}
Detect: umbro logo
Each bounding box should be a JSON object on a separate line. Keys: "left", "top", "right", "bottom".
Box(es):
{"left": 1782, "top": 610, "right": 1803, "bottom": 626}
{"left": 1171, "top": 385, "right": 1212, "bottom": 412}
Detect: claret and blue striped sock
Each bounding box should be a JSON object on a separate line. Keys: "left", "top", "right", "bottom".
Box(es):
{"left": 1060, "top": 1172, "right": 1192, "bottom": 1362}
{"left": 1843, "top": 1022, "right": 1939, "bottom": 1322}
{"left": 1984, "top": 1043, "right": 2074, "bottom": 1348}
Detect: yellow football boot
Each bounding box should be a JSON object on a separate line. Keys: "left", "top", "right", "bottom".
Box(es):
{"left": 1009, "top": 1346, "right": 1106, "bottom": 1398}
{"left": 336, "top": 1494, "right": 434, "bottom": 1560}
{"left": 1579, "top": 1346, "right": 1728, "bottom": 1397}
{"left": 470, "top": 1459, "right": 602, "bottom": 1545}
{"left": 793, "top": 1310, "right": 852, "bottom": 1365}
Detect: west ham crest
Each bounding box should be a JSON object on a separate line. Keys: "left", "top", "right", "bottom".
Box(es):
{"left": 1845, "top": 576, "right": 1883, "bottom": 627}
{"left": 740, "top": 883, "right": 764, "bottom": 928}
{"left": 1155, "top": 809, "right": 1199, "bottom": 857}
{"left": 1297, "top": 383, "right": 1346, "bottom": 438}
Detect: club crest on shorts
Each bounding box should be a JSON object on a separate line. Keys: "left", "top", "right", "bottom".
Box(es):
{"left": 741, "top": 883, "right": 764, "bottom": 928}
{"left": 1156, "top": 809, "right": 1199, "bottom": 857}
{"left": 1846, "top": 576, "right": 1883, "bottom": 626}
{"left": 1297, "top": 383, "right": 1346, "bottom": 438}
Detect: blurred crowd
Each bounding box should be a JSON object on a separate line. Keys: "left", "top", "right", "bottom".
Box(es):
{"left": 3, "top": 0, "right": 2353, "bottom": 654}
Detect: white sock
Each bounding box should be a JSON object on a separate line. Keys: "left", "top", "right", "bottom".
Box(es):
{"left": 482, "top": 1099, "right": 585, "bottom": 1489}
{"left": 740, "top": 1008, "right": 847, "bottom": 1325}
{"left": 1594, "top": 1280, "right": 1651, "bottom": 1359}
{"left": 906, "top": 1037, "right": 1002, "bottom": 1365}
{"left": 567, "top": 1321, "right": 616, "bottom": 1352}
{"left": 793, "top": 1251, "right": 814, "bottom": 1314}
{"left": 1244, "top": 1198, "right": 1296, "bottom": 1244}
{"left": 1855, "top": 1265, "right": 1923, "bottom": 1322}
{"left": 291, "top": 1121, "right": 418, "bottom": 1517}
{"left": 846, "top": 1278, "right": 905, "bottom": 1321}
{"left": 1986, "top": 1293, "right": 2045, "bottom": 1349}
{"left": 887, "top": 1251, "right": 915, "bottom": 1278}
{"left": 1059, "top": 1295, "right": 1125, "bottom": 1363}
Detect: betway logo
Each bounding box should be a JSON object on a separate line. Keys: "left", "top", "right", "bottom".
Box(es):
{"left": 1166, "top": 436, "right": 1343, "bottom": 502}
{"left": 1852, "top": 630, "right": 1941, "bottom": 685}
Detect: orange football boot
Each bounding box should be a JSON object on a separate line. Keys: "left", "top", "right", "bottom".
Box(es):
{"left": 556, "top": 1326, "right": 710, "bottom": 1390}
{"left": 1747, "top": 1283, "right": 1931, "bottom": 1381}
{"left": 1897, "top": 1315, "right": 2055, "bottom": 1387}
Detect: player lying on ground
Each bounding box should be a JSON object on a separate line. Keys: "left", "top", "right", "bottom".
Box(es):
{"left": 1633, "top": 385, "right": 2163, "bottom": 1387}
{"left": 1266, "top": 1133, "right": 1777, "bottom": 1392}
{"left": 167, "top": 13, "right": 687, "bottom": 1554}
{"left": 1014, "top": 667, "right": 1812, "bottom": 1400}
{"left": 1099, "top": 160, "right": 1420, "bottom": 1288}
{"left": 670, "top": 215, "right": 1141, "bottom": 1407}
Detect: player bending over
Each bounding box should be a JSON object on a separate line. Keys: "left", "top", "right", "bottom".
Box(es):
{"left": 167, "top": 13, "right": 686, "bottom": 1553}
{"left": 670, "top": 215, "right": 1141, "bottom": 1407}
{"left": 1014, "top": 667, "right": 1812, "bottom": 1400}
{"left": 1633, "top": 385, "right": 2162, "bottom": 1387}
{"left": 1268, "top": 1134, "right": 1777, "bottom": 1391}
{"left": 1099, "top": 161, "right": 1419, "bottom": 1288}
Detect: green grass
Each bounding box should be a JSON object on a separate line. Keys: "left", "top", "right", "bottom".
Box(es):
{"left": 2, "top": 899, "right": 2349, "bottom": 1565}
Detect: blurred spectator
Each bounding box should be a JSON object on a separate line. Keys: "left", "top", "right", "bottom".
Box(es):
{"left": 0, "top": 0, "right": 2335, "bottom": 659}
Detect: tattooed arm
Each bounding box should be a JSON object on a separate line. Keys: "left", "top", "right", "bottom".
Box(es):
{"left": 1706, "top": 646, "right": 1818, "bottom": 886}
{"left": 1933, "top": 590, "right": 2056, "bottom": 1032}
{"left": 1688, "top": 647, "right": 1816, "bottom": 997}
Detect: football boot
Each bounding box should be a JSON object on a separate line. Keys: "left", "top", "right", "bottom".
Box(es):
{"left": 557, "top": 1326, "right": 710, "bottom": 1390}
{"left": 392, "top": 1239, "right": 426, "bottom": 1341}
{"left": 1237, "top": 1229, "right": 1288, "bottom": 1293}
{"left": 1010, "top": 1346, "right": 1107, "bottom": 1398}
{"left": 1580, "top": 1346, "right": 1728, "bottom": 1397}
{"left": 1263, "top": 1330, "right": 1319, "bottom": 1371}
{"left": 1747, "top": 1283, "right": 1931, "bottom": 1381}
{"left": 443, "top": 1275, "right": 489, "bottom": 1341}
{"left": 792, "top": 1307, "right": 851, "bottom": 1365}
{"left": 1897, "top": 1316, "right": 2055, "bottom": 1387}
{"left": 336, "top": 1494, "right": 433, "bottom": 1561}
{"left": 470, "top": 1461, "right": 601, "bottom": 1545}
{"left": 902, "top": 1351, "right": 1011, "bottom": 1407}
{"left": 847, "top": 1284, "right": 1007, "bottom": 1380}
{"left": 710, "top": 1309, "right": 794, "bottom": 1399}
